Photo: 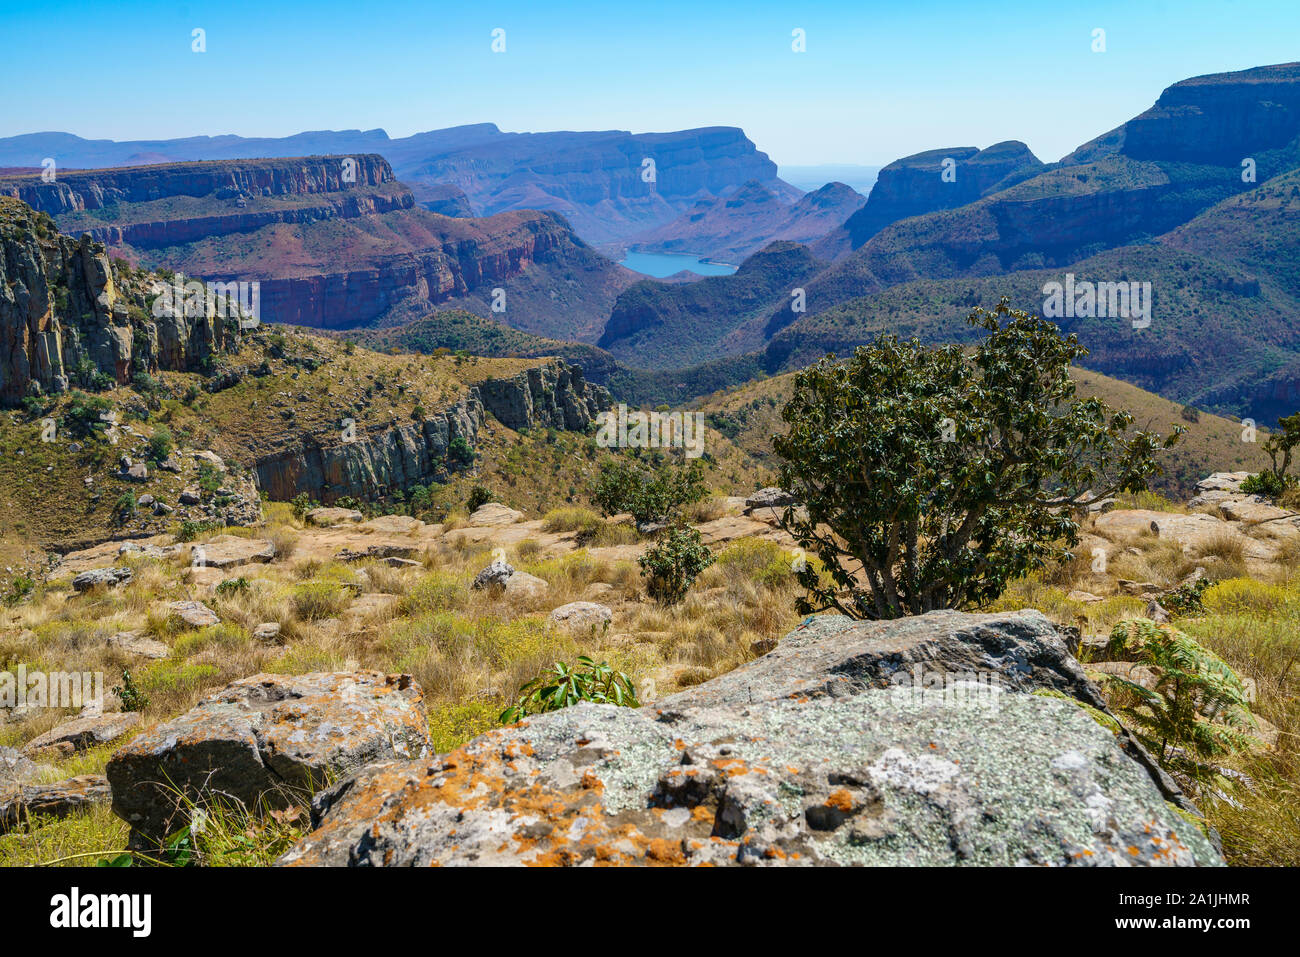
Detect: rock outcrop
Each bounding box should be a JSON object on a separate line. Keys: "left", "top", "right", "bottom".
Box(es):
{"left": 251, "top": 359, "right": 610, "bottom": 502}
{"left": 278, "top": 611, "right": 1220, "bottom": 867}
{"left": 0, "top": 196, "right": 237, "bottom": 404}
{"left": 106, "top": 671, "right": 429, "bottom": 843}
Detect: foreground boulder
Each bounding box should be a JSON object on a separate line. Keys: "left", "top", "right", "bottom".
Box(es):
{"left": 107, "top": 671, "right": 428, "bottom": 843}
{"left": 279, "top": 611, "right": 1220, "bottom": 867}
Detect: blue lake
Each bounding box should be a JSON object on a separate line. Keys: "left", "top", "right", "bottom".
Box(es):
{"left": 619, "top": 252, "right": 738, "bottom": 278}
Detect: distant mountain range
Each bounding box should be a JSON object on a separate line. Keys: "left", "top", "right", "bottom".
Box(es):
{"left": 595, "top": 62, "right": 1300, "bottom": 423}
{"left": 0, "top": 124, "right": 796, "bottom": 248}
{"left": 628, "top": 180, "right": 864, "bottom": 264}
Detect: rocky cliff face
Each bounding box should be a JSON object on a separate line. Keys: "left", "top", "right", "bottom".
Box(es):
{"left": 250, "top": 360, "right": 610, "bottom": 502}
{"left": 0, "top": 154, "right": 396, "bottom": 216}
{"left": 0, "top": 197, "right": 235, "bottom": 405}
{"left": 1068, "top": 62, "right": 1300, "bottom": 165}
{"left": 0, "top": 125, "right": 796, "bottom": 248}
{"left": 2, "top": 156, "right": 635, "bottom": 342}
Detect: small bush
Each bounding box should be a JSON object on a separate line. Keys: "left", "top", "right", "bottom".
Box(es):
{"left": 501, "top": 656, "right": 639, "bottom": 723}
{"left": 639, "top": 525, "right": 714, "bottom": 604}
{"left": 467, "top": 484, "right": 492, "bottom": 513}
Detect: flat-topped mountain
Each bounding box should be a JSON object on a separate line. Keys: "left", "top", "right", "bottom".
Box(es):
{"left": 814, "top": 141, "right": 1044, "bottom": 257}
{"left": 0, "top": 125, "right": 797, "bottom": 248}
{"left": 2, "top": 157, "right": 637, "bottom": 342}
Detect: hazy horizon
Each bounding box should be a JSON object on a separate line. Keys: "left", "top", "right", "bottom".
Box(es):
{"left": 2, "top": 0, "right": 1298, "bottom": 166}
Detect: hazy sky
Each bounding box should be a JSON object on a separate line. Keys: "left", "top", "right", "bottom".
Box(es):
{"left": 1, "top": 0, "right": 1294, "bottom": 165}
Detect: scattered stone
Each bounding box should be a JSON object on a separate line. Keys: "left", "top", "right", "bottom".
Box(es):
{"left": 750, "top": 636, "right": 779, "bottom": 656}
{"left": 1067, "top": 589, "right": 1104, "bottom": 604}
{"left": 549, "top": 601, "right": 613, "bottom": 634}
{"left": 468, "top": 503, "right": 525, "bottom": 526}
{"left": 504, "top": 571, "right": 549, "bottom": 598}
{"left": 1, "top": 775, "right": 112, "bottom": 834}
{"left": 191, "top": 535, "right": 275, "bottom": 569}
{"left": 167, "top": 600, "right": 220, "bottom": 628}
{"left": 22, "top": 713, "right": 140, "bottom": 758}
{"left": 252, "top": 623, "right": 282, "bottom": 642}
{"left": 744, "top": 487, "right": 795, "bottom": 513}
{"left": 107, "top": 631, "right": 170, "bottom": 659}
{"left": 107, "top": 671, "right": 429, "bottom": 843}
{"left": 1118, "top": 580, "right": 1160, "bottom": 596}
{"left": 472, "top": 558, "right": 515, "bottom": 590}
{"left": 194, "top": 450, "right": 226, "bottom": 471}
{"left": 359, "top": 515, "right": 424, "bottom": 535}
{"left": 179, "top": 487, "right": 202, "bottom": 505}
{"left": 335, "top": 543, "right": 415, "bottom": 562}
{"left": 279, "top": 611, "right": 1217, "bottom": 868}
{"left": 306, "top": 507, "right": 364, "bottom": 526}
{"left": 1145, "top": 599, "right": 1171, "bottom": 624}
{"left": 72, "top": 566, "right": 133, "bottom": 592}
{"left": 122, "top": 463, "right": 149, "bottom": 482}
{"left": 1195, "top": 472, "right": 1252, "bottom": 495}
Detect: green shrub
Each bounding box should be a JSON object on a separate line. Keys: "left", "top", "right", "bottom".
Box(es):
{"left": 467, "top": 484, "right": 493, "bottom": 513}
{"left": 500, "top": 656, "right": 639, "bottom": 723}
{"left": 592, "top": 459, "right": 707, "bottom": 526}
{"left": 639, "top": 525, "right": 714, "bottom": 604}
{"left": 147, "top": 427, "right": 174, "bottom": 462}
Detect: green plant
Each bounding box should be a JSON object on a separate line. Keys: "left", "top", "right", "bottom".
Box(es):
{"left": 175, "top": 519, "right": 221, "bottom": 542}
{"left": 114, "top": 669, "right": 151, "bottom": 712}
{"left": 773, "top": 299, "right": 1179, "bottom": 619}
{"left": 448, "top": 435, "right": 476, "bottom": 469}
{"left": 467, "top": 484, "right": 493, "bottom": 513}
{"left": 500, "top": 656, "right": 639, "bottom": 723}
{"left": 289, "top": 493, "right": 319, "bottom": 522}
{"left": 215, "top": 577, "right": 250, "bottom": 597}
{"left": 1, "top": 575, "right": 35, "bottom": 607}
{"left": 147, "top": 426, "right": 174, "bottom": 462}
{"left": 1104, "top": 618, "right": 1255, "bottom": 774}
{"left": 1241, "top": 470, "right": 1289, "bottom": 498}
{"left": 592, "top": 458, "right": 708, "bottom": 526}
{"left": 1162, "top": 577, "right": 1215, "bottom": 616}
{"left": 639, "top": 524, "right": 714, "bottom": 604}
{"left": 1258, "top": 410, "right": 1300, "bottom": 490}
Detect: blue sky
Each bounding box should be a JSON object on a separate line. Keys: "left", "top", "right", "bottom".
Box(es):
{"left": 1, "top": 0, "right": 1294, "bottom": 165}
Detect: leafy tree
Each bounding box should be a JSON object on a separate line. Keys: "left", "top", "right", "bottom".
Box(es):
{"left": 593, "top": 459, "right": 707, "bottom": 527}
{"left": 638, "top": 524, "right": 714, "bottom": 604}
{"left": 773, "top": 299, "right": 1180, "bottom": 619}
{"left": 501, "top": 656, "right": 639, "bottom": 723}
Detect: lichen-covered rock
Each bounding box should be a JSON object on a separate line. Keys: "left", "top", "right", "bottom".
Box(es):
{"left": 107, "top": 671, "right": 428, "bottom": 843}
{"left": 166, "top": 600, "right": 220, "bottom": 628}
{"left": 279, "top": 611, "right": 1220, "bottom": 867}
{"left": 1, "top": 775, "right": 112, "bottom": 834}
{"left": 190, "top": 535, "right": 275, "bottom": 569}
{"left": 468, "top": 502, "right": 525, "bottom": 526}
{"left": 72, "top": 566, "right": 133, "bottom": 592}
{"left": 744, "top": 487, "right": 795, "bottom": 513}
{"left": 306, "top": 507, "right": 364, "bottom": 526}
{"left": 549, "top": 601, "right": 613, "bottom": 634}
{"left": 22, "top": 712, "right": 139, "bottom": 757}
{"left": 472, "top": 558, "right": 515, "bottom": 589}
